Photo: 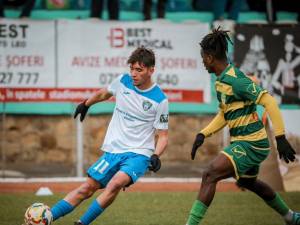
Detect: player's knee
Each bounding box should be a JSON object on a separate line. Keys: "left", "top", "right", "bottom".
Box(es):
{"left": 106, "top": 180, "right": 124, "bottom": 194}
{"left": 202, "top": 166, "right": 219, "bottom": 184}
{"left": 78, "top": 182, "right": 96, "bottom": 198}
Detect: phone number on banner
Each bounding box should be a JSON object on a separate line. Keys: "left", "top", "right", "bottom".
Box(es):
{"left": 0, "top": 72, "right": 39, "bottom": 85}
{"left": 99, "top": 73, "right": 179, "bottom": 86}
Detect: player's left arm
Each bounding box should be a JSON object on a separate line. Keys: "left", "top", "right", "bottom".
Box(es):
{"left": 258, "top": 93, "right": 296, "bottom": 163}
{"left": 150, "top": 98, "right": 169, "bottom": 172}
{"left": 191, "top": 110, "right": 227, "bottom": 160}
{"left": 154, "top": 129, "right": 169, "bottom": 157}
{"left": 257, "top": 93, "right": 284, "bottom": 136}
{"left": 233, "top": 77, "right": 296, "bottom": 163}
{"left": 149, "top": 129, "right": 168, "bottom": 173}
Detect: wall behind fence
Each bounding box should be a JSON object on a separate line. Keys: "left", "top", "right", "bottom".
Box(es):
{"left": 0, "top": 114, "right": 223, "bottom": 178}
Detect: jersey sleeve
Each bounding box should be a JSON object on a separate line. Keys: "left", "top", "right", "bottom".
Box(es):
{"left": 232, "top": 77, "right": 267, "bottom": 103}
{"left": 200, "top": 110, "right": 227, "bottom": 137}
{"left": 153, "top": 99, "right": 169, "bottom": 130}
{"left": 107, "top": 74, "right": 124, "bottom": 96}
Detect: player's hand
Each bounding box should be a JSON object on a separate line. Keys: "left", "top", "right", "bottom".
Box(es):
{"left": 74, "top": 100, "right": 90, "bottom": 122}
{"left": 191, "top": 133, "right": 205, "bottom": 160}
{"left": 276, "top": 135, "right": 296, "bottom": 163}
{"left": 149, "top": 154, "right": 161, "bottom": 172}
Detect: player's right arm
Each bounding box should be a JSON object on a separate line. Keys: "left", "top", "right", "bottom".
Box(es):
{"left": 85, "top": 88, "right": 113, "bottom": 106}
{"left": 191, "top": 110, "right": 227, "bottom": 160}
{"left": 200, "top": 110, "right": 227, "bottom": 137}
{"left": 74, "top": 88, "right": 113, "bottom": 122}
{"left": 74, "top": 74, "right": 123, "bottom": 122}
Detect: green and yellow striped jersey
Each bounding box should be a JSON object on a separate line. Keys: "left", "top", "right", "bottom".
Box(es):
{"left": 215, "top": 64, "right": 269, "bottom": 148}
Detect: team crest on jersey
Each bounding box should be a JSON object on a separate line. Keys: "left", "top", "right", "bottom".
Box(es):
{"left": 142, "top": 100, "right": 153, "bottom": 111}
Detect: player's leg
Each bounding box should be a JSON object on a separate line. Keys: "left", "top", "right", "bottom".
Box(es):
{"left": 107, "top": 0, "right": 119, "bottom": 20}
{"left": 97, "top": 171, "right": 131, "bottom": 207}
{"left": 51, "top": 152, "right": 118, "bottom": 223}
{"left": 78, "top": 171, "right": 131, "bottom": 225}
{"left": 238, "top": 178, "right": 300, "bottom": 225}
{"left": 51, "top": 177, "right": 100, "bottom": 222}
{"left": 64, "top": 177, "right": 100, "bottom": 206}
{"left": 157, "top": 0, "right": 167, "bottom": 19}
{"left": 186, "top": 152, "right": 235, "bottom": 225}
{"left": 0, "top": 0, "right": 4, "bottom": 18}
{"left": 90, "top": 0, "right": 103, "bottom": 18}
{"left": 77, "top": 152, "right": 150, "bottom": 225}
{"left": 143, "top": 0, "right": 152, "bottom": 20}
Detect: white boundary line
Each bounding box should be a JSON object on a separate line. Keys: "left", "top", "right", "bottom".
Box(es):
{"left": 0, "top": 177, "right": 235, "bottom": 183}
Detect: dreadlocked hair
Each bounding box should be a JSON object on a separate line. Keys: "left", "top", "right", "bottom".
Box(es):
{"left": 200, "top": 27, "right": 233, "bottom": 60}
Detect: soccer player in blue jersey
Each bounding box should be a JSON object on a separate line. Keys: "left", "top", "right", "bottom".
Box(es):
{"left": 185, "top": 28, "right": 300, "bottom": 225}
{"left": 50, "top": 47, "right": 169, "bottom": 225}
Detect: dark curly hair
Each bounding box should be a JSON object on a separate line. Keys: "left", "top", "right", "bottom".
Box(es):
{"left": 200, "top": 27, "right": 233, "bottom": 60}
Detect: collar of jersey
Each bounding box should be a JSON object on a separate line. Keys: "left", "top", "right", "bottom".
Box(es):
{"left": 134, "top": 83, "right": 157, "bottom": 93}
{"left": 217, "top": 64, "right": 232, "bottom": 81}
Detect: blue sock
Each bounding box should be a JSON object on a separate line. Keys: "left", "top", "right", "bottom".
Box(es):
{"left": 80, "top": 200, "right": 104, "bottom": 225}
{"left": 51, "top": 199, "right": 75, "bottom": 221}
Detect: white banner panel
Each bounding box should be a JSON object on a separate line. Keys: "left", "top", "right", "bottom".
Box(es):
{"left": 281, "top": 110, "right": 300, "bottom": 136}
{"left": 0, "top": 19, "right": 56, "bottom": 88}
{"left": 57, "top": 20, "right": 210, "bottom": 103}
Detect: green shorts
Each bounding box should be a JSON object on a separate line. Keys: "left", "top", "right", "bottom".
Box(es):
{"left": 221, "top": 140, "right": 270, "bottom": 180}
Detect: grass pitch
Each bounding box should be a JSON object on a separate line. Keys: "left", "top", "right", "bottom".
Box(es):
{"left": 0, "top": 191, "right": 300, "bottom": 225}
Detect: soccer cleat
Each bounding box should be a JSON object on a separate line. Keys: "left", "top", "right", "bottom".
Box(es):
{"left": 286, "top": 212, "right": 300, "bottom": 225}
{"left": 74, "top": 221, "right": 83, "bottom": 225}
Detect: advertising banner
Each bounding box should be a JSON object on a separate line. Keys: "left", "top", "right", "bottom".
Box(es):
{"left": 234, "top": 24, "right": 300, "bottom": 105}
{"left": 0, "top": 20, "right": 211, "bottom": 104}
{"left": 57, "top": 20, "right": 210, "bottom": 103}
{"left": 0, "top": 19, "right": 56, "bottom": 88}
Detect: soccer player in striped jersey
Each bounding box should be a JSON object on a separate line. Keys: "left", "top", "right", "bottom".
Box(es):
{"left": 186, "top": 28, "right": 299, "bottom": 225}
{"left": 50, "top": 47, "right": 169, "bottom": 225}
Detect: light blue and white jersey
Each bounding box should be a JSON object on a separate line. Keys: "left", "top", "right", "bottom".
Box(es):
{"left": 101, "top": 73, "right": 169, "bottom": 157}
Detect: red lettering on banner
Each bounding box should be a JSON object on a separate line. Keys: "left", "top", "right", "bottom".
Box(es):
{"left": 6, "top": 55, "right": 44, "bottom": 68}
{"left": 160, "top": 58, "right": 197, "bottom": 70}
{"left": 71, "top": 56, "right": 101, "bottom": 67}
{"left": 108, "top": 28, "right": 125, "bottom": 48}
{"left": 104, "top": 57, "right": 127, "bottom": 67}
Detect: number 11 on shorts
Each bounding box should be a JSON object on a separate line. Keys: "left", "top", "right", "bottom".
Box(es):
{"left": 93, "top": 159, "right": 109, "bottom": 174}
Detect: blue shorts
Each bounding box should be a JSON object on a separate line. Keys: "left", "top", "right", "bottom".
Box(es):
{"left": 87, "top": 152, "right": 150, "bottom": 188}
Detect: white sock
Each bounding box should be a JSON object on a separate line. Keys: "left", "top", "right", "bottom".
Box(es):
{"left": 284, "top": 210, "right": 294, "bottom": 222}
